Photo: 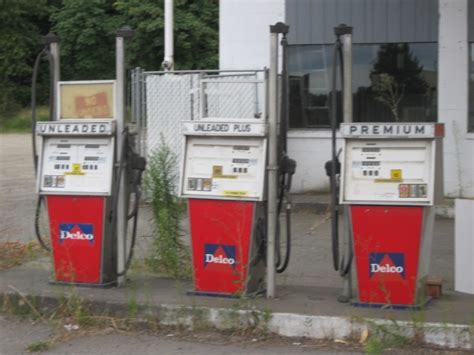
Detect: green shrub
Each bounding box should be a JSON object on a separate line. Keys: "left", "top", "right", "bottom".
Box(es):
{"left": 144, "top": 136, "right": 191, "bottom": 279}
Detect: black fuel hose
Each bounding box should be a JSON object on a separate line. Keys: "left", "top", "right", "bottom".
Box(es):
{"left": 330, "top": 37, "right": 343, "bottom": 271}
{"left": 34, "top": 196, "right": 50, "bottom": 252}
{"left": 32, "top": 45, "right": 55, "bottom": 252}
{"left": 111, "top": 128, "right": 144, "bottom": 277}
{"left": 275, "top": 31, "right": 293, "bottom": 274}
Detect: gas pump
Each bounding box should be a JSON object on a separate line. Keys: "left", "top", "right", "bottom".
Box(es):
{"left": 340, "top": 123, "right": 444, "bottom": 308}
{"left": 326, "top": 26, "right": 445, "bottom": 308}
{"left": 32, "top": 29, "right": 146, "bottom": 287}
{"left": 180, "top": 23, "right": 295, "bottom": 297}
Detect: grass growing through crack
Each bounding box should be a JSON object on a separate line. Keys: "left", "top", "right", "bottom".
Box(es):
{"left": 0, "top": 241, "right": 49, "bottom": 271}
{"left": 144, "top": 136, "right": 191, "bottom": 280}
{"left": 26, "top": 340, "right": 50, "bottom": 352}
{"left": 362, "top": 320, "right": 410, "bottom": 355}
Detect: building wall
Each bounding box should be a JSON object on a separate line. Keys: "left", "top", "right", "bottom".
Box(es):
{"left": 219, "top": 0, "right": 285, "bottom": 70}
{"left": 439, "top": 0, "right": 474, "bottom": 198}
{"left": 287, "top": 0, "right": 438, "bottom": 44}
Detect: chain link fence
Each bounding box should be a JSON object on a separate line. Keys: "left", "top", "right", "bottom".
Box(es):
{"left": 131, "top": 69, "right": 267, "bottom": 169}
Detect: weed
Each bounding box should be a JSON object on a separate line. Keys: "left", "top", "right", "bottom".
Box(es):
{"left": 0, "top": 241, "right": 48, "bottom": 271}
{"left": 362, "top": 319, "right": 410, "bottom": 354}
{"left": 26, "top": 340, "right": 50, "bottom": 352}
{"left": 144, "top": 135, "right": 191, "bottom": 280}
{"left": 128, "top": 292, "right": 139, "bottom": 319}
{"left": 0, "top": 106, "right": 49, "bottom": 133}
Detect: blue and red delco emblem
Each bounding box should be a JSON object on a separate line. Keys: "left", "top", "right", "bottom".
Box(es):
{"left": 59, "top": 223, "right": 94, "bottom": 244}
{"left": 369, "top": 252, "right": 405, "bottom": 279}
{"left": 204, "top": 244, "right": 236, "bottom": 269}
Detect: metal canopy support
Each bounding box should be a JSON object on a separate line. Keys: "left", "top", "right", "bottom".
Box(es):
{"left": 163, "top": 0, "right": 174, "bottom": 71}
{"left": 116, "top": 26, "right": 134, "bottom": 286}
{"left": 43, "top": 33, "right": 60, "bottom": 121}
{"left": 336, "top": 24, "right": 353, "bottom": 303}
{"left": 266, "top": 22, "right": 289, "bottom": 299}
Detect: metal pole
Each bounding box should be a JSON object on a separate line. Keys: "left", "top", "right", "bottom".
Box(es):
{"left": 267, "top": 23, "right": 286, "bottom": 299}
{"left": 336, "top": 24, "right": 353, "bottom": 303}
{"left": 342, "top": 32, "right": 352, "bottom": 124}
{"left": 163, "top": 0, "right": 174, "bottom": 71}
{"left": 116, "top": 26, "right": 134, "bottom": 286}
{"left": 342, "top": 30, "right": 353, "bottom": 301}
{"left": 43, "top": 33, "right": 60, "bottom": 121}
{"left": 50, "top": 41, "right": 60, "bottom": 121}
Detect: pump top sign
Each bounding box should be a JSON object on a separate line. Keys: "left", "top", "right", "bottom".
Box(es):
{"left": 182, "top": 120, "right": 267, "bottom": 136}
{"left": 58, "top": 81, "right": 115, "bottom": 120}
{"left": 36, "top": 120, "right": 114, "bottom": 136}
{"left": 341, "top": 123, "right": 444, "bottom": 139}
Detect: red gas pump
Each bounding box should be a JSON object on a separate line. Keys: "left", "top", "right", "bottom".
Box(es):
{"left": 181, "top": 127, "right": 269, "bottom": 296}
{"left": 326, "top": 25, "right": 444, "bottom": 309}
{"left": 180, "top": 23, "right": 295, "bottom": 298}
{"left": 339, "top": 123, "right": 444, "bottom": 308}
{"left": 32, "top": 30, "right": 145, "bottom": 287}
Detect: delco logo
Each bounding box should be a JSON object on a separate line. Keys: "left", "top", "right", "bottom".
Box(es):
{"left": 59, "top": 224, "right": 94, "bottom": 244}
{"left": 204, "top": 244, "right": 236, "bottom": 268}
{"left": 369, "top": 252, "right": 405, "bottom": 278}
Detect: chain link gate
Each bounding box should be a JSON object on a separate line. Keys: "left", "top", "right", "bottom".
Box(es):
{"left": 131, "top": 69, "right": 267, "bottom": 174}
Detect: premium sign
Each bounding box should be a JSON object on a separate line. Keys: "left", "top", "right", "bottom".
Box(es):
{"left": 182, "top": 121, "right": 267, "bottom": 136}
{"left": 341, "top": 123, "right": 439, "bottom": 138}
{"left": 36, "top": 121, "right": 114, "bottom": 136}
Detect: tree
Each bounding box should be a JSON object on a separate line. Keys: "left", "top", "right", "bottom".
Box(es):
{"left": 0, "top": 0, "right": 219, "bottom": 118}
{"left": 370, "top": 43, "right": 429, "bottom": 121}
{"left": 116, "top": 0, "right": 218, "bottom": 70}
{"left": 50, "top": 0, "right": 122, "bottom": 81}
{"left": 0, "top": 0, "right": 49, "bottom": 115}
{"left": 370, "top": 73, "right": 404, "bottom": 122}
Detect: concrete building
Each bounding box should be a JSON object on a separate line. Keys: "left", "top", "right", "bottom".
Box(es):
{"left": 220, "top": 0, "right": 474, "bottom": 198}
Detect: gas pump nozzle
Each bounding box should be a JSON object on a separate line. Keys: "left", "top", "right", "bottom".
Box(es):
{"left": 280, "top": 155, "right": 296, "bottom": 190}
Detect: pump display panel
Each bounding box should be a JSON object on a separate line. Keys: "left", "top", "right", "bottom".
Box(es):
{"left": 181, "top": 136, "right": 266, "bottom": 200}
{"left": 341, "top": 139, "right": 434, "bottom": 205}
{"left": 38, "top": 136, "right": 114, "bottom": 195}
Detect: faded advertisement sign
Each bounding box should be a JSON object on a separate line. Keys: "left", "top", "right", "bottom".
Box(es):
{"left": 59, "top": 82, "right": 115, "bottom": 119}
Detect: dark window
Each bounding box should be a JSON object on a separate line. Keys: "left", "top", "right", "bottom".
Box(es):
{"left": 289, "top": 43, "right": 438, "bottom": 128}
{"left": 469, "top": 43, "right": 474, "bottom": 132}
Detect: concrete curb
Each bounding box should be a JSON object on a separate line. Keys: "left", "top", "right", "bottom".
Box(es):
{"left": 1, "top": 292, "right": 472, "bottom": 350}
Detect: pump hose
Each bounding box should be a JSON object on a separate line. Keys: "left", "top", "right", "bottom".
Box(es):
{"left": 276, "top": 187, "right": 292, "bottom": 273}
{"left": 111, "top": 128, "right": 142, "bottom": 277}
{"left": 32, "top": 44, "right": 55, "bottom": 252}
{"left": 274, "top": 32, "right": 292, "bottom": 274}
